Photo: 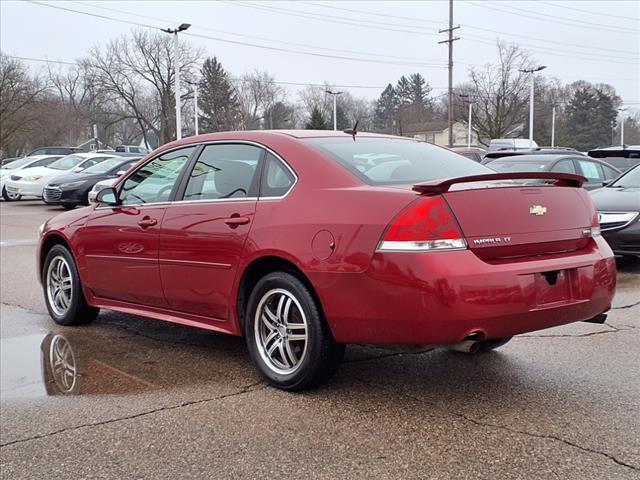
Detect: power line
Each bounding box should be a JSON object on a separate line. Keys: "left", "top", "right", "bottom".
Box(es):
{"left": 224, "top": 1, "right": 639, "bottom": 64}
{"left": 69, "top": 0, "right": 447, "bottom": 65}
{"left": 302, "top": 0, "right": 639, "bottom": 56}
{"left": 536, "top": 0, "right": 640, "bottom": 22}
{"left": 27, "top": 1, "right": 446, "bottom": 68}
{"left": 464, "top": 0, "right": 638, "bottom": 35}
{"left": 5, "top": 54, "right": 426, "bottom": 91}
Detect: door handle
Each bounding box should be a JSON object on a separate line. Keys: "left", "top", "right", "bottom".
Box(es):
{"left": 138, "top": 217, "right": 158, "bottom": 228}
{"left": 224, "top": 216, "right": 250, "bottom": 227}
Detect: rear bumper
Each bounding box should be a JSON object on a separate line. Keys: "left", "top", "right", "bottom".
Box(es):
{"left": 311, "top": 236, "right": 616, "bottom": 345}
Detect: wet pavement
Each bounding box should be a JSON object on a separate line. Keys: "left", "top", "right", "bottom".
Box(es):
{"left": 1, "top": 200, "right": 639, "bottom": 479}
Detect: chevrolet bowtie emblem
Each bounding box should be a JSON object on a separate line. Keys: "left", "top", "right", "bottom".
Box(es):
{"left": 529, "top": 205, "right": 547, "bottom": 216}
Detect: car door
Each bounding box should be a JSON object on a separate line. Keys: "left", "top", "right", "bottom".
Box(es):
{"left": 80, "top": 146, "right": 196, "bottom": 307}
{"left": 159, "top": 143, "right": 264, "bottom": 320}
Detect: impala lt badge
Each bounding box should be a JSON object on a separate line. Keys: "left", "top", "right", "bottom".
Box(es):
{"left": 473, "top": 236, "right": 512, "bottom": 246}
{"left": 530, "top": 205, "right": 547, "bottom": 216}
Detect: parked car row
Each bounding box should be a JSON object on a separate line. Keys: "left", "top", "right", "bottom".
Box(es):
{"left": 2, "top": 153, "right": 140, "bottom": 208}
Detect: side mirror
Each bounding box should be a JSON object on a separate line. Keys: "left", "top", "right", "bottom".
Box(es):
{"left": 95, "top": 187, "right": 120, "bottom": 206}
{"left": 116, "top": 170, "right": 127, "bottom": 176}
{"left": 602, "top": 180, "right": 611, "bottom": 187}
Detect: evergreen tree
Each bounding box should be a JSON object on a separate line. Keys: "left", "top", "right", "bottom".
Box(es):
{"left": 373, "top": 84, "right": 398, "bottom": 132}
{"left": 198, "top": 57, "right": 241, "bottom": 132}
{"left": 305, "top": 106, "right": 328, "bottom": 129}
{"left": 396, "top": 76, "right": 412, "bottom": 105}
{"left": 408, "top": 73, "right": 432, "bottom": 109}
{"left": 563, "top": 87, "right": 617, "bottom": 151}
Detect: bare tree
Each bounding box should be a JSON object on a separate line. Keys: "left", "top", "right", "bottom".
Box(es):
{"left": 461, "top": 42, "right": 534, "bottom": 144}
{"left": 82, "top": 29, "right": 201, "bottom": 145}
{"left": 0, "top": 54, "right": 49, "bottom": 155}
{"left": 235, "top": 70, "right": 285, "bottom": 129}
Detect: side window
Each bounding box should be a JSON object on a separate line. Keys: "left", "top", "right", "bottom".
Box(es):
{"left": 577, "top": 160, "right": 604, "bottom": 182}
{"left": 183, "top": 144, "right": 262, "bottom": 201}
{"left": 551, "top": 160, "right": 576, "bottom": 174}
{"left": 602, "top": 164, "right": 620, "bottom": 180}
{"left": 31, "top": 158, "right": 55, "bottom": 167}
{"left": 120, "top": 146, "right": 195, "bottom": 205}
{"left": 261, "top": 153, "right": 295, "bottom": 197}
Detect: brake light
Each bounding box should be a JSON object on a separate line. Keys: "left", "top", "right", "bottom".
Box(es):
{"left": 377, "top": 196, "right": 467, "bottom": 251}
{"left": 586, "top": 195, "right": 601, "bottom": 237}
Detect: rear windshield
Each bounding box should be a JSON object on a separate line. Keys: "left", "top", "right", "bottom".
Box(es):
{"left": 613, "top": 166, "right": 640, "bottom": 188}
{"left": 48, "top": 155, "right": 85, "bottom": 170}
{"left": 83, "top": 158, "right": 123, "bottom": 174}
{"left": 1, "top": 157, "right": 32, "bottom": 169}
{"left": 489, "top": 160, "right": 550, "bottom": 173}
{"left": 304, "top": 137, "right": 490, "bottom": 185}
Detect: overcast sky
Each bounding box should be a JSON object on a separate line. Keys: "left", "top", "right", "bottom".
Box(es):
{"left": 2, "top": 0, "right": 639, "bottom": 112}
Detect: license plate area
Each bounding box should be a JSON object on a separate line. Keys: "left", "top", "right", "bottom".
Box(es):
{"left": 534, "top": 269, "right": 572, "bottom": 306}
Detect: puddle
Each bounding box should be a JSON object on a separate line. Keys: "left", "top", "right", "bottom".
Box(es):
{"left": 1, "top": 332, "right": 156, "bottom": 399}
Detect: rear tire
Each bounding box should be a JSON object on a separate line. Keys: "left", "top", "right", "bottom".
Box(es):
{"left": 2, "top": 186, "right": 21, "bottom": 201}
{"left": 245, "top": 271, "right": 344, "bottom": 391}
{"left": 43, "top": 244, "right": 99, "bottom": 326}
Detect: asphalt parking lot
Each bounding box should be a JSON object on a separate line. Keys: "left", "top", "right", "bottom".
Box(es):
{"left": 1, "top": 200, "right": 639, "bottom": 479}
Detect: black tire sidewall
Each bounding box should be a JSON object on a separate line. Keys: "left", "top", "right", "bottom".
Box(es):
{"left": 43, "top": 245, "right": 92, "bottom": 325}
{"left": 2, "top": 186, "right": 21, "bottom": 201}
{"left": 245, "top": 272, "right": 327, "bottom": 390}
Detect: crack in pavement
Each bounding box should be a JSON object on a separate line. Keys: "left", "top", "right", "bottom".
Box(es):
{"left": 0, "top": 381, "right": 266, "bottom": 449}
{"left": 349, "top": 375, "right": 639, "bottom": 472}
{"left": 612, "top": 300, "right": 640, "bottom": 310}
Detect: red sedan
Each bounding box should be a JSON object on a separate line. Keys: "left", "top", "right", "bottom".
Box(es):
{"left": 38, "top": 131, "right": 616, "bottom": 390}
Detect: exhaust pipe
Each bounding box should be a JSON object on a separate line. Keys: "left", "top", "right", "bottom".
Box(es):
{"left": 447, "top": 330, "right": 485, "bottom": 353}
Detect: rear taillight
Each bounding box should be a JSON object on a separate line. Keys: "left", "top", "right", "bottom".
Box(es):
{"left": 377, "top": 196, "right": 467, "bottom": 251}
{"left": 586, "top": 195, "right": 601, "bottom": 237}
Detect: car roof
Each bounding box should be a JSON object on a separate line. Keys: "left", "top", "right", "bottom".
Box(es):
{"left": 68, "top": 152, "right": 117, "bottom": 159}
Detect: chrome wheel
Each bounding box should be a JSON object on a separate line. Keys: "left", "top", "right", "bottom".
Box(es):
{"left": 49, "top": 334, "right": 77, "bottom": 393}
{"left": 46, "top": 256, "right": 73, "bottom": 317}
{"left": 254, "top": 288, "right": 308, "bottom": 375}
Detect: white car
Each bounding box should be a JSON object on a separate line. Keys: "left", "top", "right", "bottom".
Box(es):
{"left": 4, "top": 153, "right": 115, "bottom": 200}
{"left": 88, "top": 178, "right": 118, "bottom": 203}
{"left": 1, "top": 155, "right": 63, "bottom": 201}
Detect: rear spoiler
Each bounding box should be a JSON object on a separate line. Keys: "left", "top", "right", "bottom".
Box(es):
{"left": 413, "top": 172, "right": 587, "bottom": 195}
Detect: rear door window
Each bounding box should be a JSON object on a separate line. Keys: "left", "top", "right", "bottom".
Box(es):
{"left": 260, "top": 153, "right": 295, "bottom": 197}
{"left": 182, "top": 144, "right": 263, "bottom": 201}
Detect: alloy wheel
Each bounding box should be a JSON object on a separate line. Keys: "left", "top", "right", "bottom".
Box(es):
{"left": 49, "top": 334, "right": 77, "bottom": 393}
{"left": 254, "top": 288, "right": 309, "bottom": 375}
{"left": 46, "top": 256, "right": 73, "bottom": 317}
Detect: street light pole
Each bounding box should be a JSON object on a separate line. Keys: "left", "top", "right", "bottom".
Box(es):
{"left": 193, "top": 85, "right": 199, "bottom": 136}
{"left": 161, "top": 23, "right": 191, "bottom": 140}
{"left": 519, "top": 66, "right": 547, "bottom": 147}
{"left": 618, "top": 107, "right": 628, "bottom": 146}
{"left": 551, "top": 104, "right": 556, "bottom": 148}
{"left": 326, "top": 89, "right": 343, "bottom": 131}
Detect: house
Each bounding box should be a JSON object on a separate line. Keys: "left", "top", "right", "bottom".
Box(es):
{"left": 402, "top": 121, "right": 482, "bottom": 147}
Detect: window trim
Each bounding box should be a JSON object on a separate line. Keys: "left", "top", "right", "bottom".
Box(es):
{"left": 258, "top": 151, "right": 298, "bottom": 200}
{"left": 97, "top": 141, "right": 298, "bottom": 209}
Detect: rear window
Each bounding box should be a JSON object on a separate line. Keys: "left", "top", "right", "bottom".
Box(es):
{"left": 48, "top": 155, "right": 85, "bottom": 170}
{"left": 489, "top": 161, "right": 550, "bottom": 173}
{"left": 304, "top": 137, "right": 490, "bottom": 185}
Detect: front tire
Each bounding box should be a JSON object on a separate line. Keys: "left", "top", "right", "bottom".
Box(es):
{"left": 43, "top": 244, "right": 99, "bottom": 326}
{"left": 245, "top": 272, "right": 344, "bottom": 391}
{"left": 2, "top": 186, "right": 21, "bottom": 201}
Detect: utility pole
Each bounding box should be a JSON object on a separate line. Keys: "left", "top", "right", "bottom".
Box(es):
{"left": 618, "top": 107, "right": 627, "bottom": 145}
{"left": 161, "top": 23, "right": 191, "bottom": 140}
{"left": 551, "top": 105, "right": 556, "bottom": 148}
{"left": 439, "top": 0, "right": 460, "bottom": 148}
{"left": 519, "top": 65, "right": 547, "bottom": 147}
{"left": 326, "top": 89, "right": 343, "bottom": 131}
{"left": 611, "top": 120, "right": 615, "bottom": 145}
